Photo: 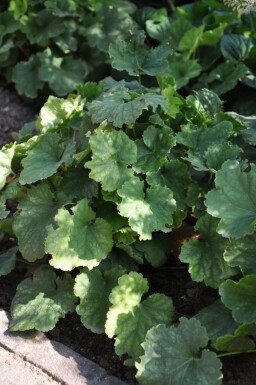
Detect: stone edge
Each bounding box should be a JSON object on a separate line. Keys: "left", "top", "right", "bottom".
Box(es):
{"left": 0, "top": 309, "right": 128, "bottom": 385}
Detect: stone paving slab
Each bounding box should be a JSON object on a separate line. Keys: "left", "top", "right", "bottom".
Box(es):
{"left": 0, "top": 310, "right": 128, "bottom": 385}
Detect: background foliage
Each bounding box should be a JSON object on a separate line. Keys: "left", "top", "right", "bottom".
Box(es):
{"left": 1, "top": 1, "right": 256, "bottom": 384}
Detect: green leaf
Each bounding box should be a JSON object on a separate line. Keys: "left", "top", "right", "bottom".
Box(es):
{"left": 187, "top": 89, "right": 223, "bottom": 117}
{"left": 97, "top": 202, "right": 128, "bottom": 231}
{"left": 220, "top": 276, "right": 256, "bottom": 324}
{"left": 117, "top": 177, "right": 176, "bottom": 240}
{"left": 159, "top": 77, "right": 184, "bottom": 118}
{"left": 147, "top": 160, "right": 190, "bottom": 210}
{"left": 58, "top": 165, "right": 98, "bottom": 202}
{"left": 45, "top": 198, "right": 113, "bottom": 270}
{"left": 9, "top": 266, "right": 75, "bottom": 332}
{"left": 9, "top": 0, "right": 27, "bottom": 19}
{"left": 220, "top": 35, "right": 254, "bottom": 61}
{"left": 180, "top": 214, "right": 235, "bottom": 288}
{"left": 205, "top": 160, "right": 256, "bottom": 239}
{"left": 86, "top": 2, "right": 136, "bottom": 52}
{"left": 199, "top": 24, "right": 227, "bottom": 46}
{"left": 75, "top": 267, "right": 124, "bottom": 333}
{"left": 215, "top": 323, "right": 256, "bottom": 352}
{"left": 224, "top": 234, "right": 256, "bottom": 275}
{"left": 21, "top": 10, "right": 65, "bottom": 46}
{"left": 134, "top": 126, "right": 175, "bottom": 173}
{"left": 0, "top": 180, "right": 21, "bottom": 220}
{"left": 195, "top": 300, "right": 238, "bottom": 345}
{"left": 0, "top": 144, "right": 15, "bottom": 191}
{"left": 0, "top": 11, "right": 20, "bottom": 45}
{"left": 204, "top": 61, "right": 248, "bottom": 95}
{"left": 135, "top": 232, "right": 171, "bottom": 267}
{"left": 105, "top": 272, "right": 148, "bottom": 338}
{"left": 145, "top": 8, "right": 173, "bottom": 43}
{"left": 88, "top": 85, "right": 167, "bottom": 128}
{"left": 167, "top": 55, "right": 201, "bottom": 89}
{"left": 12, "top": 54, "right": 43, "bottom": 98}
{"left": 176, "top": 121, "right": 233, "bottom": 152}
{"left": 37, "top": 95, "right": 84, "bottom": 133}
{"left": 115, "top": 293, "right": 174, "bottom": 365}
{"left": 39, "top": 49, "right": 87, "bottom": 95}
{"left": 76, "top": 81, "right": 104, "bottom": 101}
{"left": 19, "top": 133, "right": 74, "bottom": 185}
{"left": 0, "top": 40, "right": 14, "bottom": 63}
{"left": 109, "top": 30, "right": 172, "bottom": 76}
{"left": 44, "top": 0, "right": 78, "bottom": 17}
{"left": 85, "top": 128, "right": 137, "bottom": 192}
{"left": 13, "top": 184, "right": 63, "bottom": 262}
{"left": 205, "top": 142, "right": 242, "bottom": 172}
{"left": 0, "top": 247, "right": 18, "bottom": 277}
{"left": 178, "top": 26, "right": 204, "bottom": 59}
{"left": 136, "top": 317, "right": 222, "bottom": 385}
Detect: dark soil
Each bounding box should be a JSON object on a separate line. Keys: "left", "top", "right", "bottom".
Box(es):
{"left": 1, "top": 87, "right": 256, "bottom": 385}
{"left": 0, "top": 85, "right": 37, "bottom": 147}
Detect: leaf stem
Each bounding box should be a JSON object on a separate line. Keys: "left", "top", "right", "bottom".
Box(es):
{"left": 16, "top": 258, "right": 32, "bottom": 265}
{"left": 167, "top": 0, "right": 176, "bottom": 12}
{"left": 249, "top": 13, "right": 255, "bottom": 34}
{"left": 217, "top": 349, "right": 256, "bottom": 358}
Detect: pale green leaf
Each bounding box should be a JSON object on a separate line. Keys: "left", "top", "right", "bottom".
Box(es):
{"left": 115, "top": 294, "right": 174, "bottom": 364}
{"left": 9, "top": 266, "right": 75, "bottom": 332}
{"left": 205, "top": 160, "right": 256, "bottom": 239}
{"left": 178, "top": 26, "right": 204, "bottom": 58}
{"left": 0, "top": 144, "right": 15, "bottom": 191}
{"left": 105, "top": 272, "right": 148, "bottom": 338}
{"left": 46, "top": 198, "right": 113, "bottom": 270}
{"left": 20, "top": 133, "right": 74, "bottom": 185}
{"left": 85, "top": 128, "right": 137, "bottom": 191}
{"left": 37, "top": 95, "right": 84, "bottom": 133}
{"left": 75, "top": 267, "right": 124, "bottom": 333}
{"left": 117, "top": 177, "right": 176, "bottom": 240}
{"left": 9, "top": 0, "right": 27, "bottom": 19}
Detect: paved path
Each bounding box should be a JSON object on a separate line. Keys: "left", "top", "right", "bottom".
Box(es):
{"left": 0, "top": 310, "right": 127, "bottom": 385}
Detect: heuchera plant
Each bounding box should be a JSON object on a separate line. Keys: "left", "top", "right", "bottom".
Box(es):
{"left": 0, "top": 0, "right": 255, "bottom": 115}
{"left": 1, "top": 3, "right": 256, "bottom": 385}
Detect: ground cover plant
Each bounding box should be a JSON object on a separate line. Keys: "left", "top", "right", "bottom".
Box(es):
{"left": 1, "top": 0, "right": 256, "bottom": 384}
{"left": 0, "top": 0, "right": 256, "bottom": 112}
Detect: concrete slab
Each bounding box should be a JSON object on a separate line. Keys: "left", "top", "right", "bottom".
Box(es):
{"left": 0, "top": 310, "right": 128, "bottom": 385}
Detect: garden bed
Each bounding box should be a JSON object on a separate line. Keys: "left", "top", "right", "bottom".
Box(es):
{"left": 1, "top": 84, "right": 256, "bottom": 385}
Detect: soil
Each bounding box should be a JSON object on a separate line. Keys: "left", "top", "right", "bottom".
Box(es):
{"left": 0, "top": 85, "right": 37, "bottom": 147}
{"left": 1, "top": 86, "right": 256, "bottom": 385}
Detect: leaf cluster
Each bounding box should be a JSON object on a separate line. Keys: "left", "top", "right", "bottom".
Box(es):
{"left": 1, "top": 1, "right": 256, "bottom": 385}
